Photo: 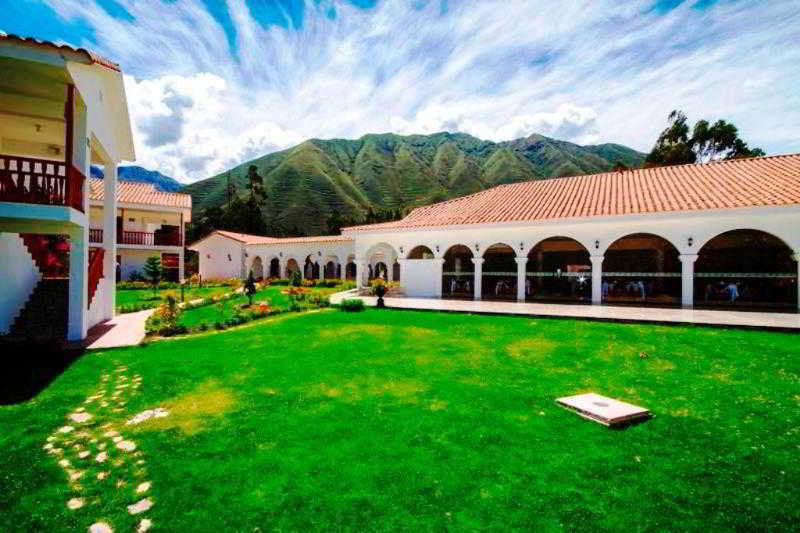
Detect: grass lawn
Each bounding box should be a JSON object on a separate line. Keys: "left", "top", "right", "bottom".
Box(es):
{"left": 178, "top": 285, "right": 344, "bottom": 328}
{"left": 116, "top": 286, "right": 233, "bottom": 310}
{"left": 1, "top": 310, "right": 798, "bottom": 531}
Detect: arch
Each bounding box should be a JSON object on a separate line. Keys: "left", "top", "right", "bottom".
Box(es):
{"left": 602, "top": 233, "right": 681, "bottom": 306}
{"left": 249, "top": 256, "right": 264, "bottom": 281}
{"left": 442, "top": 244, "right": 475, "bottom": 299}
{"left": 345, "top": 261, "right": 356, "bottom": 280}
{"left": 324, "top": 260, "right": 338, "bottom": 279}
{"left": 304, "top": 255, "right": 321, "bottom": 279}
{"left": 371, "top": 261, "right": 388, "bottom": 281}
{"left": 407, "top": 245, "right": 434, "bottom": 259}
{"left": 694, "top": 229, "right": 797, "bottom": 310}
{"left": 269, "top": 257, "right": 281, "bottom": 278}
{"left": 392, "top": 260, "right": 400, "bottom": 282}
{"left": 481, "top": 243, "right": 517, "bottom": 301}
{"left": 285, "top": 258, "right": 300, "bottom": 278}
{"left": 525, "top": 237, "right": 591, "bottom": 303}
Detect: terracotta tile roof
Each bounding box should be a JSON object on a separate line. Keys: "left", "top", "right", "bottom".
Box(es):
{"left": 0, "top": 32, "right": 121, "bottom": 72}
{"left": 344, "top": 154, "right": 800, "bottom": 231}
{"left": 89, "top": 179, "right": 191, "bottom": 209}
{"left": 203, "top": 230, "right": 353, "bottom": 246}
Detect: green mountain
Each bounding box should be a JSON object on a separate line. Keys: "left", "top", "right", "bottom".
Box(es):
{"left": 183, "top": 131, "right": 645, "bottom": 235}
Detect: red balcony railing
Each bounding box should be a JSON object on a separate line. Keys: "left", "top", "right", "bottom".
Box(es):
{"left": 89, "top": 228, "right": 182, "bottom": 246}
{"left": 89, "top": 228, "right": 103, "bottom": 243}
{"left": 0, "top": 155, "right": 85, "bottom": 212}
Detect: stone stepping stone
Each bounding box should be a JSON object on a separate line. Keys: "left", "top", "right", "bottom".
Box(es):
{"left": 136, "top": 482, "right": 151, "bottom": 494}
{"left": 127, "top": 498, "right": 152, "bottom": 515}
{"left": 89, "top": 522, "right": 113, "bottom": 533}
{"left": 67, "top": 497, "right": 84, "bottom": 510}
{"left": 137, "top": 518, "right": 152, "bottom": 532}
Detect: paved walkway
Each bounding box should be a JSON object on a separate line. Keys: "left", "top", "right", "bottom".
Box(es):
{"left": 330, "top": 290, "right": 800, "bottom": 331}
{"left": 84, "top": 309, "right": 155, "bottom": 350}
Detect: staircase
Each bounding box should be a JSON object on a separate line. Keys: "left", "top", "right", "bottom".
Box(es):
{"left": 7, "top": 279, "right": 69, "bottom": 341}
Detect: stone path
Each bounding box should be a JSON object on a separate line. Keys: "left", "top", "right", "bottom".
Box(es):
{"left": 43, "top": 362, "right": 165, "bottom": 532}
{"left": 84, "top": 310, "right": 155, "bottom": 350}
{"left": 330, "top": 290, "right": 800, "bottom": 331}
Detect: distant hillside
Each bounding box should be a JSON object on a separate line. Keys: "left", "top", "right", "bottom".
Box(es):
{"left": 184, "top": 131, "right": 645, "bottom": 236}
{"left": 90, "top": 166, "right": 183, "bottom": 193}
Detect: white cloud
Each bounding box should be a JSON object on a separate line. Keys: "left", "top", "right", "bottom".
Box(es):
{"left": 47, "top": 0, "right": 800, "bottom": 182}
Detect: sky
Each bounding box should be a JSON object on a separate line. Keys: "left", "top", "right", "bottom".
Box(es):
{"left": 2, "top": 0, "right": 799, "bottom": 183}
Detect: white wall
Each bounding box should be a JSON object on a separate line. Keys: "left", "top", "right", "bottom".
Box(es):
{"left": 87, "top": 277, "right": 108, "bottom": 329}
{"left": 403, "top": 259, "right": 440, "bottom": 297}
{"left": 119, "top": 249, "right": 163, "bottom": 280}
{"left": 0, "top": 233, "right": 43, "bottom": 334}
{"left": 193, "top": 234, "right": 244, "bottom": 280}
{"left": 347, "top": 205, "right": 800, "bottom": 300}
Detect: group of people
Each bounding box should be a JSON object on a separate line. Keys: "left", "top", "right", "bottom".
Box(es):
{"left": 602, "top": 279, "right": 648, "bottom": 300}
{"left": 703, "top": 281, "right": 741, "bottom": 302}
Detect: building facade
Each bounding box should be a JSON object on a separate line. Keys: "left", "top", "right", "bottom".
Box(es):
{"left": 194, "top": 156, "right": 800, "bottom": 313}
{"left": 0, "top": 33, "right": 135, "bottom": 341}
{"left": 88, "top": 179, "right": 191, "bottom": 282}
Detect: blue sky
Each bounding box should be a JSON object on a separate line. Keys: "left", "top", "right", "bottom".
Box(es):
{"left": 2, "top": 0, "right": 798, "bottom": 182}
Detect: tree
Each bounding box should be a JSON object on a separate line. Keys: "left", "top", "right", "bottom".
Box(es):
{"left": 646, "top": 110, "right": 765, "bottom": 167}
{"left": 244, "top": 271, "right": 257, "bottom": 307}
{"left": 291, "top": 269, "right": 302, "bottom": 287}
{"left": 246, "top": 165, "right": 267, "bottom": 204}
{"left": 143, "top": 256, "right": 163, "bottom": 295}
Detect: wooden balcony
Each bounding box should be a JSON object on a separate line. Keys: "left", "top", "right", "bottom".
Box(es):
{"left": 0, "top": 155, "right": 85, "bottom": 213}
{"left": 89, "top": 228, "right": 182, "bottom": 247}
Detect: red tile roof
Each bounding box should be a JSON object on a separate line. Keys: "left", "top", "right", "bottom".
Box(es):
{"left": 203, "top": 230, "right": 352, "bottom": 246}
{"left": 344, "top": 154, "right": 800, "bottom": 231}
{"left": 89, "top": 179, "right": 191, "bottom": 209}
{"left": 0, "top": 32, "right": 121, "bottom": 72}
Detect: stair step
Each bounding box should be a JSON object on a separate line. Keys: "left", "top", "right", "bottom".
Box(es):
{"left": 9, "top": 278, "right": 69, "bottom": 341}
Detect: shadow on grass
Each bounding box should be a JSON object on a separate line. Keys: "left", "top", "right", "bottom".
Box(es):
{"left": 0, "top": 339, "right": 85, "bottom": 405}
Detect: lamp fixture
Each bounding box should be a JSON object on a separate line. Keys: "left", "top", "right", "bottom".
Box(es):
{"left": 519, "top": 242, "right": 524, "bottom": 251}
{"left": 595, "top": 240, "right": 600, "bottom": 249}
{"left": 435, "top": 245, "right": 439, "bottom": 253}
{"left": 475, "top": 243, "right": 480, "bottom": 252}
{"left": 399, "top": 246, "right": 404, "bottom": 254}
{"left": 687, "top": 237, "right": 694, "bottom": 247}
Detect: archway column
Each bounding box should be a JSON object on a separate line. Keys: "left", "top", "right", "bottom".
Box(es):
{"left": 590, "top": 255, "right": 603, "bottom": 304}
{"left": 355, "top": 258, "right": 368, "bottom": 289}
{"left": 433, "top": 258, "right": 445, "bottom": 298}
{"left": 795, "top": 253, "right": 800, "bottom": 310}
{"left": 397, "top": 259, "right": 407, "bottom": 287}
{"left": 515, "top": 257, "right": 527, "bottom": 302}
{"left": 473, "top": 258, "right": 484, "bottom": 300}
{"left": 680, "top": 254, "right": 698, "bottom": 307}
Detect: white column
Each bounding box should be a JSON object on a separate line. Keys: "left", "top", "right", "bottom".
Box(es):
{"left": 515, "top": 257, "right": 527, "bottom": 302}
{"left": 473, "top": 258, "right": 484, "bottom": 300}
{"left": 433, "top": 258, "right": 445, "bottom": 298}
{"left": 102, "top": 160, "right": 117, "bottom": 320}
{"left": 179, "top": 251, "right": 185, "bottom": 284}
{"left": 590, "top": 255, "right": 604, "bottom": 305}
{"left": 317, "top": 260, "right": 323, "bottom": 280}
{"left": 397, "top": 259, "right": 407, "bottom": 288}
{"left": 680, "top": 254, "right": 698, "bottom": 307}
{"left": 68, "top": 225, "right": 88, "bottom": 341}
{"left": 794, "top": 254, "right": 799, "bottom": 310}
{"left": 355, "top": 258, "right": 367, "bottom": 289}
{"left": 389, "top": 261, "right": 395, "bottom": 282}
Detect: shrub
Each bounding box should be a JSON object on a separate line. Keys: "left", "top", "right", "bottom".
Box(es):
{"left": 339, "top": 298, "right": 365, "bottom": 312}
{"left": 290, "top": 270, "right": 302, "bottom": 287}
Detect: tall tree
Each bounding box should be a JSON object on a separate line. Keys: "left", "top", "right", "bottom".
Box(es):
{"left": 646, "top": 110, "right": 765, "bottom": 167}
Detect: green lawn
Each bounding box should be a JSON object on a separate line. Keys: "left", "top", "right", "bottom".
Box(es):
{"left": 116, "top": 286, "right": 233, "bottom": 310}
{"left": 1, "top": 311, "right": 798, "bottom": 531}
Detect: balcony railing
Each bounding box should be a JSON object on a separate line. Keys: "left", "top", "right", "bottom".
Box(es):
{"left": 0, "top": 155, "right": 85, "bottom": 212}
{"left": 89, "top": 228, "right": 182, "bottom": 247}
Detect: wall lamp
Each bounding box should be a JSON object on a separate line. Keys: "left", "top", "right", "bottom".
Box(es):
{"left": 279, "top": 252, "right": 283, "bottom": 257}
{"left": 687, "top": 237, "right": 694, "bottom": 247}
{"left": 435, "top": 245, "right": 440, "bottom": 253}
{"left": 594, "top": 240, "right": 600, "bottom": 249}
{"left": 399, "top": 246, "right": 404, "bottom": 255}
{"left": 519, "top": 242, "right": 524, "bottom": 251}
{"left": 475, "top": 243, "right": 480, "bottom": 252}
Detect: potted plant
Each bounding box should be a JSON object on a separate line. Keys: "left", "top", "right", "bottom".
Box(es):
{"left": 373, "top": 279, "right": 387, "bottom": 308}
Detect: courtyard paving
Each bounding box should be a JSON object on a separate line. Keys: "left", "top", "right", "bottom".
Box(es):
{"left": 330, "top": 290, "right": 800, "bottom": 330}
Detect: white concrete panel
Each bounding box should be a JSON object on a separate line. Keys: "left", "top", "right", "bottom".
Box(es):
{"left": 403, "top": 259, "right": 439, "bottom": 297}
{"left": 0, "top": 233, "right": 42, "bottom": 334}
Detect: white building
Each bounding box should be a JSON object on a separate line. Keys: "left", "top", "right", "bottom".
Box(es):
{"left": 189, "top": 230, "right": 355, "bottom": 281}
{"left": 1, "top": 34, "right": 135, "bottom": 341}
{"left": 88, "top": 179, "right": 191, "bottom": 282}
{"left": 196, "top": 154, "right": 800, "bottom": 312}
{"left": 344, "top": 154, "right": 800, "bottom": 311}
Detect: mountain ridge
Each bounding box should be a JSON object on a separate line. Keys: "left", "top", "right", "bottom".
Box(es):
{"left": 90, "top": 166, "right": 184, "bottom": 193}
{"left": 183, "top": 131, "right": 645, "bottom": 236}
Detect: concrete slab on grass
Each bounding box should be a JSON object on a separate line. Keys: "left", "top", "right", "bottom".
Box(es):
{"left": 556, "top": 393, "right": 650, "bottom": 427}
